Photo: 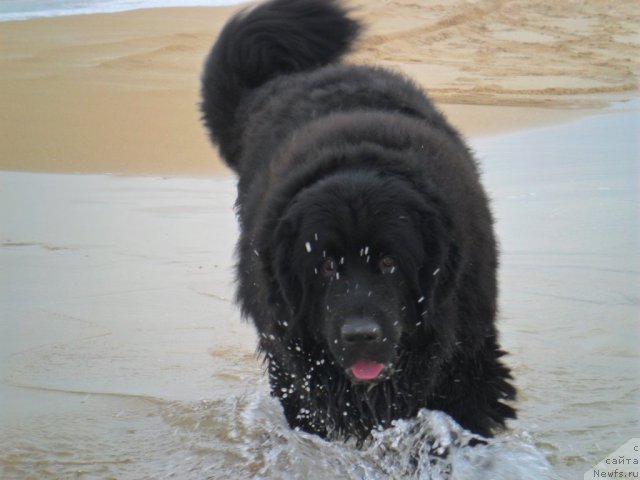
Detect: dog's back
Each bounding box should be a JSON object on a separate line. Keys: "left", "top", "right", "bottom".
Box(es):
{"left": 200, "top": 0, "right": 463, "bottom": 183}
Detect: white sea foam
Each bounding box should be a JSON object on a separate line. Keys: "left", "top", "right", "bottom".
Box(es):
{"left": 0, "top": 0, "right": 248, "bottom": 22}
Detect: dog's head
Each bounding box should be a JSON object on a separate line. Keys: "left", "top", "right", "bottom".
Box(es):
{"left": 271, "top": 169, "right": 453, "bottom": 383}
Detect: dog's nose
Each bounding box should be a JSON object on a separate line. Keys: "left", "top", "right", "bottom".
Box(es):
{"left": 341, "top": 318, "right": 382, "bottom": 344}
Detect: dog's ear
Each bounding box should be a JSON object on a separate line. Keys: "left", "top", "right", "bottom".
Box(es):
{"left": 417, "top": 209, "right": 459, "bottom": 319}
{"left": 272, "top": 215, "right": 300, "bottom": 307}
{"left": 271, "top": 212, "right": 314, "bottom": 334}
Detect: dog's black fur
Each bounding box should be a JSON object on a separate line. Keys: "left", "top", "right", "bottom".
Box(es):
{"left": 201, "top": 0, "right": 516, "bottom": 444}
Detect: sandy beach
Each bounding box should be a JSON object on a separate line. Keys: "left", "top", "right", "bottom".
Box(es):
{"left": 0, "top": 0, "right": 638, "bottom": 175}
{"left": 1, "top": 1, "right": 639, "bottom": 478}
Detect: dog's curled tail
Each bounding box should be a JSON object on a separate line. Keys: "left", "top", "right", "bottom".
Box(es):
{"left": 200, "top": 0, "right": 361, "bottom": 169}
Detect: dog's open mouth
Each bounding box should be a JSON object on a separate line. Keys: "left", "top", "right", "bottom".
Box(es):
{"left": 348, "top": 359, "right": 386, "bottom": 382}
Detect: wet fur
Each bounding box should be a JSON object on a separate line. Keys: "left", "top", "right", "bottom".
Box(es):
{"left": 201, "top": 0, "right": 516, "bottom": 443}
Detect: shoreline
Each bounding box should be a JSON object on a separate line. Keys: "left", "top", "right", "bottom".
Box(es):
{"left": 0, "top": 102, "right": 630, "bottom": 180}
{"left": 0, "top": 2, "right": 250, "bottom": 23}
{"left": 1, "top": 4, "right": 637, "bottom": 176}
{"left": 0, "top": 103, "right": 611, "bottom": 178}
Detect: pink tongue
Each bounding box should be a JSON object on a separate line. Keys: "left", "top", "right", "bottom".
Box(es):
{"left": 351, "top": 360, "right": 384, "bottom": 380}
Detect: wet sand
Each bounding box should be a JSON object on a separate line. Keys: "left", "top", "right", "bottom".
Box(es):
{"left": 0, "top": 1, "right": 638, "bottom": 175}
{"left": 1, "top": 105, "right": 638, "bottom": 478}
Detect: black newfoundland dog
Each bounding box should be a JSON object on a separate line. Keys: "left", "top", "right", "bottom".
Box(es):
{"left": 201, "top": 0, "right": 515, "bottom": 443}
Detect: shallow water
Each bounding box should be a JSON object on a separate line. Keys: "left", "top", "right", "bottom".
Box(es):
{"left": 1, "top": 107, "right": 638, "bottom": 478}
{"left": 474, "top": 106, "right": 640, "bottom": 477}
{"left": 0, "top": 0, "right": 246, "bottom": 22}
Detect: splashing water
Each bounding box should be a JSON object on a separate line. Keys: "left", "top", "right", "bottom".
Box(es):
{"left": 160, "top": 392, "right": 553, "bottom": 480}
{"left": 365, "top": 410, "right": 553, "bottom": 480}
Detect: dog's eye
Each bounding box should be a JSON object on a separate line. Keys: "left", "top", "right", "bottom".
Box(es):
{"left": 320, "top": 258, "right": 337, "bottom": 277}
{"left": 378, "top": 256, "right": 397, "bottom": 274}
